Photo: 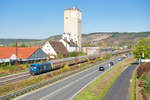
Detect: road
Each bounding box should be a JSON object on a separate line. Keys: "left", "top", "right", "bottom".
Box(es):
{"left": 15, "top": 56, "right": 127, "bottom": 100}
{"left": 103, "top": 62, "right": 138, "bottom": 100}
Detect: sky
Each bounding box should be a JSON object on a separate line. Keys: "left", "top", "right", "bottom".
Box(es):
{"left": 0, "top": 0, "right": 150, "bottom": 39}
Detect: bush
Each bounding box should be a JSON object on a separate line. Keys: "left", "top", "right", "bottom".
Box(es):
{"left": 9, "top": 65, "right": 18, "bottom": 71}
{"left": 68, "top": 52, "right": 86, "bottom": 57}
{"left": 104, "top": 54, "right": 111, "bottom": 59}
{"left": 95, "top": 57, "right": 102, "bottom": 61}
{"left": 144, "top": 77, "right": 150, "bottom": 92}
{"left": 62, "top": 63, "right": 70, "bottom": 72}
{"left": 137, "top": 63, "right": 150, "bottom": 78}
{"left": 88, "top": 58, "right": 91, "bottom": 64}
{"left": 56, "top": 54, "right": 64, "bottom": 59}
{"left": 23, "top": 64, "right": 28, "bottom": 69}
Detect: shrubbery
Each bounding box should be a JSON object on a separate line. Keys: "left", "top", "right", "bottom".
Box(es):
{"left": 137, "top": 63, "right": 150, "bottom": 96}
{"left": 137, "top": 63, "right": 150, "bottom": 78}
{"left": 0, "top": 63, "right": 30, "bottom": 76}
{"left": 62, "top": 63, "right": 70, "bottom": 72}
{"left": 68, "top": 52, "right": 86, "bottom": 57}
{"left": 104, "top": 54, "right": 111, "bottom": 59}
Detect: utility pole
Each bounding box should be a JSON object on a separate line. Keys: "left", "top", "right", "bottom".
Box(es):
{"left": 16, "top": 41, "right": 18, "bottom": 65}
{"left": 75, "top": 41, "right": 78, "bottom": 65}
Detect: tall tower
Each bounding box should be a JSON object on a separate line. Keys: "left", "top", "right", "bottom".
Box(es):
{"left": 64, "top": 7, "right": 82, "bottom": 51}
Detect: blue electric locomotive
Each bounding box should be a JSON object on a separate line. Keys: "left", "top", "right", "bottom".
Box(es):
{"left": 29, "top": 62, "right": 52, "bottom": 75}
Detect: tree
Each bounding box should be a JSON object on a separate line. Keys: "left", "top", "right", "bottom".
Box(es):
{"left": 20, "top": 43, "right": 28, "bottom": 47}
{"left": 100, "top": 42, "right": 107, "bottom": 47}
{"left": 133, "top": 38, "right": 150, "bottom": 59}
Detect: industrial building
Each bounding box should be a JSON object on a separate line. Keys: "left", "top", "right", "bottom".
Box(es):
{"left": 64, "top": 7, "right": 82, "bottom": 51}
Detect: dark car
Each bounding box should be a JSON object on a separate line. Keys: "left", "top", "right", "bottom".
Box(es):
{"left": 109, "top": 62, "right": 114, "bottom": 66}
{"left": 99, "top": 66, "right": 105, "bottom": 71}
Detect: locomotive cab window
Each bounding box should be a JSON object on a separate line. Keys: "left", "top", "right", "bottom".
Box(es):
{"left": 31, "top": 65, "right": 36, "bottom": 68}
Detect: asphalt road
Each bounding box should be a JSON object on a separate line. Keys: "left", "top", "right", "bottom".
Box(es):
{"left": 103, "top": 62, "right": 138, "bottom": 100}
{"left": 15, "top": 56, "right": 127, "bottom": 100}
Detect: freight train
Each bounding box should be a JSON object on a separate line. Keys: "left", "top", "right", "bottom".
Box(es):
{"left": 29, "top": 49, "right": 131, "bottom": 75}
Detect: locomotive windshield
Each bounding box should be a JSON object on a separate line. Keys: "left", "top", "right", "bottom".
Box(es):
{"left": 30, "top": 65, "right": 36, "bottom": 69}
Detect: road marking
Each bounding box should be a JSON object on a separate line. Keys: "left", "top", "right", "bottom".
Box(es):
{"left": 15, "top": 60, "right": 110, "bottom": 100}
{"left": 40, "top": 70, "right": 98, "bottom": 100}
{"left": 69, "top": 60, "right": 117, "bottom": 100}
{"left": 69, "top": 57, "right": 130, "bottom": 100}
{"left": 15, "top": 56, "right": 121, "bottom": 100}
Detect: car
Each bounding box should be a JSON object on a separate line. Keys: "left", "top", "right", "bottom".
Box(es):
{"left": 99, "top": 66, "right": 105, "bottom": 71}
{"left": 118, "top": 58, "right": 122, "bottom": 61}
{"left": 109, "top": 62, "right": 114, "bottom": 66}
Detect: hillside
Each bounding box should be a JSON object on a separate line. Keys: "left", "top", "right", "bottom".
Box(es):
{"left": 82, "top": 32, "right": 150, "bottom": 47}
{"left": 0, "top": 31, "right": 150, "bottom": 47}
{"left": 0, "top": 39, "right": 41, "bottom": 46}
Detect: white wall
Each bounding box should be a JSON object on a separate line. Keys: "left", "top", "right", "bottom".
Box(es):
{"left": 59, "top": 39, "right": 76, "bottom": 52}
{"left": 64, "top": 8, "right": 82, "bottom": 51}
{"left": 62, "top": 33, "right": 70, "bottom": 42}
{"left": 59, "top": 39, "right": 70, "bottom": 51}
{"left": 70, "top": 46, "right": 76, "bottom": 52}
{"left": 41, "top": 41, "right": 57, "bottom": 56}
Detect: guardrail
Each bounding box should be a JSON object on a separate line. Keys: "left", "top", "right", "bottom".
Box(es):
{"left": 0, "top": 60, "right": 105, "bottom": 100}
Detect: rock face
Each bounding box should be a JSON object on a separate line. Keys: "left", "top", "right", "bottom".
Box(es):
{"left": 82, "top": 34, "right": 112, "bottom": 43}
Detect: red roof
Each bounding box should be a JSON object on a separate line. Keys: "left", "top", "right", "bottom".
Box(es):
{"left": 0, "top": 47, "right": 39, "bottom": 59}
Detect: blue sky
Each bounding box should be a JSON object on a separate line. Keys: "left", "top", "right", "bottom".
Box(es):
{"left": 0, "top": 0, "right": 150, "bottom": 39}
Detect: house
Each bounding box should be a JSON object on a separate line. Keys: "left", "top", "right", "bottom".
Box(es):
{"left": 41, "top": 41, "right": 69, "bottom": 58}
{"left": 0, "top": 47, "right": 48, "bottom": 63}
{"left": 59, "top": 33, "right": 78, "bottom": 52}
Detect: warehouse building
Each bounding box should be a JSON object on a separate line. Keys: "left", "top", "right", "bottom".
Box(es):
{"left": 0, "top": 47, "right": 48, "bottom": 63}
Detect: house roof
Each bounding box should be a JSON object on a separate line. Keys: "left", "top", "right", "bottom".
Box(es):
{"left": 49, "top": 41, "right": 69, "bottom": 55}
{"left": 0, "top": 47, "right": 39, "bottom": 59}
{"left": 63, "top": 39, "right": 77, "bottom": 47}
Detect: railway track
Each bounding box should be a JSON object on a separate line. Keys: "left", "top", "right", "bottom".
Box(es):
{"left": 0, "top": 72, "right": 31, "bottom": 86}
{"left": 0, "top": 50, "right": 130, "bottom": 87}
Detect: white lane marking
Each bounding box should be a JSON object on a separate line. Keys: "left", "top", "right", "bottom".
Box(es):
{"left": 15, "top": 61, "right": 106, "bottom": 100}
{"left": 40, "top": 70, "right": 98, "bottom": 100}
{"left": 69, "top": 57, "right": 129, "bottom": 100}
{"left": 69, "top": 71, "right": 105, "bottom": 100}
{"left": 15, "top": 57, "right": 120, "bottom": 100}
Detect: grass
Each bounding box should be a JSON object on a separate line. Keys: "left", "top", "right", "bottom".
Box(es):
{"left": 73, "top": 56, "right": 135, "bottom": 100}
{"left": 129, "top": 68, "right": 136, "bottom": 100}
{"left": 0, "top": 57, "right": 108, "bottom": 96}
{"left": 0, "top": 63, "right": 30, "bottom": 77}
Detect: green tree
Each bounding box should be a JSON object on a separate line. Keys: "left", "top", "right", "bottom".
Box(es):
{"left": 103, "top": 54, "right": 111, "bottom": 59}
{"left": 20, "top": 43, "right": 28, "bottom": 47}
{"left": 133, "top": 38, "right": 150, "bottom": 59}
{"left": 56, "top": 54, "right": 64, "bottom": 58}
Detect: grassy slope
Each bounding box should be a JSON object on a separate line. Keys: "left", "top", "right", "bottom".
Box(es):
{"left": 129, "top": 68, "right": 137, "bottom": 100}
{"left": 73, "top": 57, "right": 135, "bottom": 100}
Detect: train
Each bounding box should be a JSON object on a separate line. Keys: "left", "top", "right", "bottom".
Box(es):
{"left": 29, "top": 49, "right": 131, "bottom": 75}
